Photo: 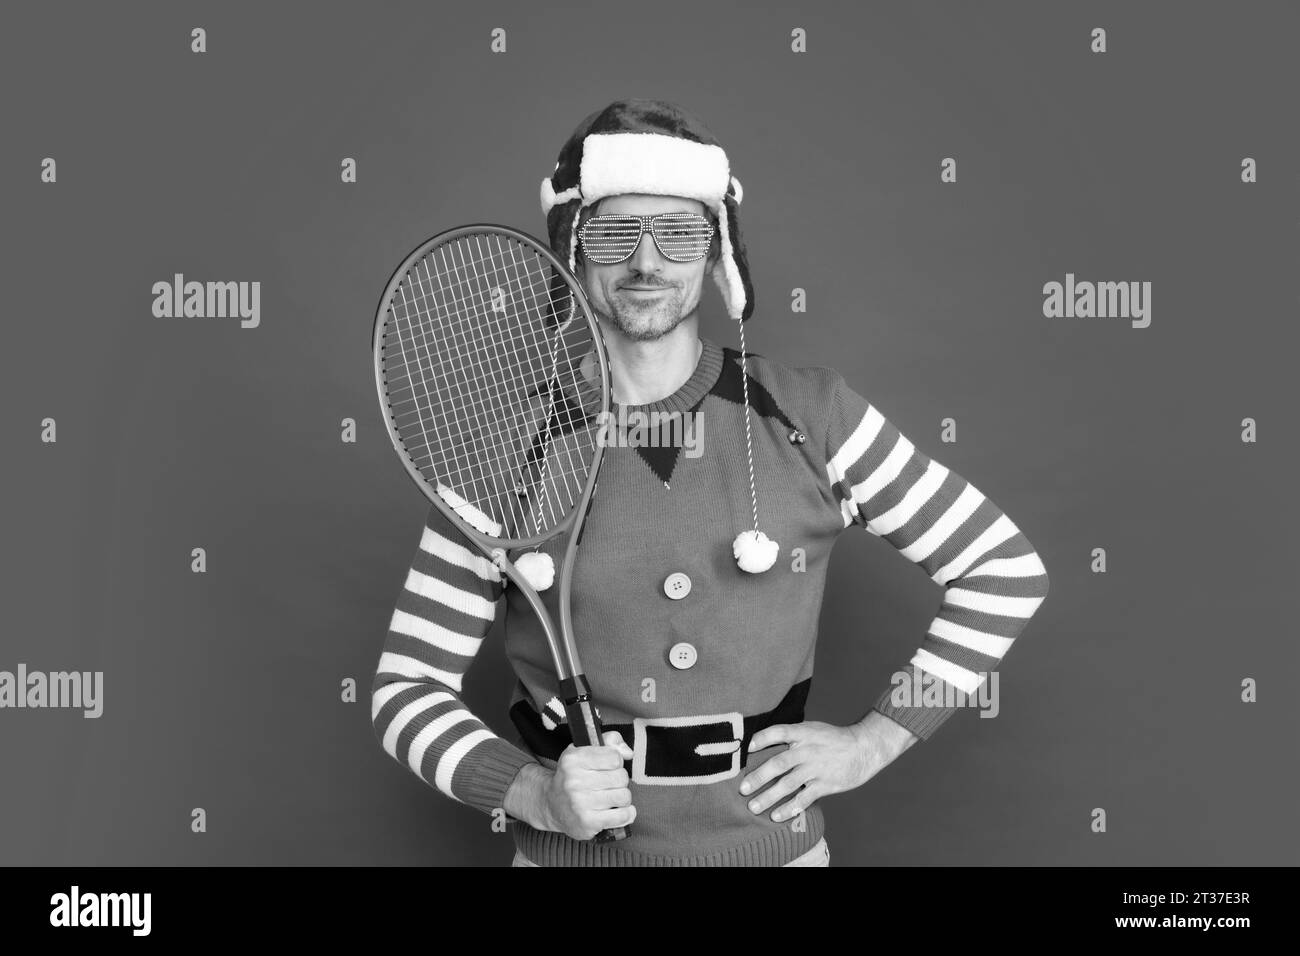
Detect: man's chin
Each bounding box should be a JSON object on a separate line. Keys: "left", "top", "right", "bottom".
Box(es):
{"left": 607, "top": 308, "right": 680, "bottom": 342}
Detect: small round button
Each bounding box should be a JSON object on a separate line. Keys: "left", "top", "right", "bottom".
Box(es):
{"left": 668, "top": 642, "right": 698, "bottom": 669}
{"left": 663, "top": 571, "right": 692, "bottom": 599}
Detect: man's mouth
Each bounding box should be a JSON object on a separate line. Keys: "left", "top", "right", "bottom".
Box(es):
{"left": 623, "top": 285, "right": 668, "bottom": 292}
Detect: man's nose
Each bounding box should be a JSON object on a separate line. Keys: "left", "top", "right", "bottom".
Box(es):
{"left": 628, "top": 227, "right": 664, "bottom": 273}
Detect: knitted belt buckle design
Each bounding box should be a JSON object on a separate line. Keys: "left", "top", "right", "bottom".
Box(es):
{"left": 630, "top": 713, "right": 745, "bottom": 786}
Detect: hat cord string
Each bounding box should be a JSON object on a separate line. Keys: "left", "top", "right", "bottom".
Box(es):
{"left": 736, "top": 316, "right": 759, "bottom": 533}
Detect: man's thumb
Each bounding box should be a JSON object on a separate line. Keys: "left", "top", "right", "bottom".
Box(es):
{"left": 602, "top": 730, "right": 634, "bottom": 760}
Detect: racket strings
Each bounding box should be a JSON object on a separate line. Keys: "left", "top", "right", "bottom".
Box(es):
{"left": 393, "top": 239, "right": 582, "bottom": 433}
{"left": 529, "top": 322, "right": 566, "bottom": 534}
{"left": 388, "top": 243, "right": 535, "bottom": 510}
{"left": 398, "top": 240, "right": 568, "bottom": 511}
{"left": 385, "top": 291, "right": 577, "bottom": 429}
{"left": 412, "top": 236, "right": 590, "bottom": 531}
{"left": 391, "top": 330, "right": 574, "bottom": 537}
{"left": 381, "top": 231, "right": 602, "bottom": 540}
{"left": 405, "top": 256, "right": 568, "bottom": 534}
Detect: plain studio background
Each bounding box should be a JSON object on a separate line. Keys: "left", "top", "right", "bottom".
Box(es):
{"left": 0, "top": 0, "right": 1296, "bottom": 866}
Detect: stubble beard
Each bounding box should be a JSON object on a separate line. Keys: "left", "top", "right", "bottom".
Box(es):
{"left": 603, "top": 286, "right": 691, "bottom": 342}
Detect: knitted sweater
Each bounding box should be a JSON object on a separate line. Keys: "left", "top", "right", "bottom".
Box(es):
{"left": 370, "top": 335, "right": 1049, "bottom": 866}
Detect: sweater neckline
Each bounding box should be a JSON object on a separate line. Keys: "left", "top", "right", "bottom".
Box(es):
{"left": 608, "top": 336, "right": 723, "bottom": 417}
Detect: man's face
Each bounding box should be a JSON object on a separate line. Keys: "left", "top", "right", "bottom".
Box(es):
{"left": 576, "top": 193, "right": 717, "bottom": 343}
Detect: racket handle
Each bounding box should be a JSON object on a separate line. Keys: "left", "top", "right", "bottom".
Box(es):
{"left": 597, "top": 824, "right": 629, "bottom": 843}
{"left": 561, "top": 677, "right": 630, "bottom": 843}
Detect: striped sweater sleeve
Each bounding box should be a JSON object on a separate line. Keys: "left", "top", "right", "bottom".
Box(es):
{"left": 825, "top": 375, "right": 1050, "bottom": 741}
{"left": 370, "top": 503, "right": 538, "bottom": 814}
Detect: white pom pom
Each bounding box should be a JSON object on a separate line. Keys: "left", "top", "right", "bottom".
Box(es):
{"left": 540, "top": 177, "right": 557, "bottom": 213}
{"left": 730, "top": 175, "right": 744, "bottom": 204}
{"left": 515, "top": 550, "right": 555, "bottom": 591}
{"left": 732, "top": 529, "right": 778, "bottom": 573}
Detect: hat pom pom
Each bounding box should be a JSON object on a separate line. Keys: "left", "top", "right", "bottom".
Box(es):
{"left": 732, "top": 529, "right": 778, "bottom": 573}
{"left": 516, "top": 550, "right": 555, "bottom": 591}
{"left": 540, "top": 177, "right": 557, "bottom": 213}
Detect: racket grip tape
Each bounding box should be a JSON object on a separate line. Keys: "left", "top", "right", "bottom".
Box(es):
{"left": 560, "top": 675, "right": 630, "bottom": 843}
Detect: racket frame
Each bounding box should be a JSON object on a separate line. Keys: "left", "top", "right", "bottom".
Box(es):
{"left": 372, "top": 223, "right": 626, "bottom": 842}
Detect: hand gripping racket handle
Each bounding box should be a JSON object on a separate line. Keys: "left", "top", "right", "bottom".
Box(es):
{"left": 561, "top": 675, "right": 629, "bottom": 843}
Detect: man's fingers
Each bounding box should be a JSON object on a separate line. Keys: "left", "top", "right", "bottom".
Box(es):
{"left": 575, "top": 786, "right": 632, "bottom": 811}
{"left": 591, "top": 804, "right": 637, "bottom": 831}
{"left": 565, "top": 765, "right": 630, "bottom": 796}
{"left": 747, "top": 723, "right": 794, "bottom": 754}
{"left": 772, "top": 782, "right": 824, "bottom": 823}
{"left": 587, "top": 745, "right": 629, "bottom": 771}
{"left": 549, "top": 737, "right": 637, "bottom": 839}
{"left": 738, "top": 749, "right": 796, "bottom": 796}
{"left": 572, "top": 801, "right": 637, "bottom": 840}
{"left": 563, "top": 741, "right": 629, "bottom": 771}
{"left": 558, "top": 748, "right": 629, "bottom": 789}
{"left": 746, "top": 765, "right": 814, "bottom": 817}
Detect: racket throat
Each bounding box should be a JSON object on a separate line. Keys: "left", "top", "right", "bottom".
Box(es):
{"left": 559, "top": 674, "right": 592, "bottom": 705}
{"left": 560, "top": 674, "right": 604, "bottom": 748}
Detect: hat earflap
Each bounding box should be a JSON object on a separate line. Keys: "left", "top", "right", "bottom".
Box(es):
{"left": 716, "top": 179, "right": 776, "bottom": 573}
{"left": 711, "top": 179, "right": 753, "bottom": 323}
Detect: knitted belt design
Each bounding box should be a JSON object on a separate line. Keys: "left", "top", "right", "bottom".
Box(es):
{"left": 510, "top": 679, "right": 810, "bottom": 786}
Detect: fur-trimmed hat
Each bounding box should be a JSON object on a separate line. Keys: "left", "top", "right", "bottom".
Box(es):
{"left": 539, "top": 98, "right": 754, "bottom": 322}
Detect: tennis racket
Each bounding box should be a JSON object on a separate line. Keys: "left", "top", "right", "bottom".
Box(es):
{"left": 372, "top": 223, "right": 627, "bottom": 842}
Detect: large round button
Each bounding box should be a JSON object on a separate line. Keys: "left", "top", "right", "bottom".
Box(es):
{"left": 663, "top": 572, "right": 692, "bottom": 600}
{"left": 668, "top": 642, "right": 698, "bottom": 670}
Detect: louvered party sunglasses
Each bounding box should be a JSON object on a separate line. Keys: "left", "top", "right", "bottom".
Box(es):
{"left": 578, "top": 212, "right": 715, "bottom": 265}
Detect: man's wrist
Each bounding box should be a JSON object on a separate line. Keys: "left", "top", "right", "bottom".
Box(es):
{"left": 502, "top": 761, "right": 554, "bottom": 831}
{"left": 850, "top": 710, "right": 919, "bottom": 772}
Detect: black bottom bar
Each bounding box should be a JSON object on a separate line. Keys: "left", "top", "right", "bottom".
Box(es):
{"left": 2, "top": 865, "right": 1284, "bottom": 941}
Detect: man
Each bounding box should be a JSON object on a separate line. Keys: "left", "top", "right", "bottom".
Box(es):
{"left": 370, "top": 99, "right": 1050, "bottom": 866}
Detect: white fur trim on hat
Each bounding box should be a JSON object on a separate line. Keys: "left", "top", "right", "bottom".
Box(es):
{"left": 712, "top": 200, "right": 747, "bottom": 321}
{"left": 730, "top": 175, "right": 743, "bottom": 203}
{"left": 540, "top": 177, "right": 583, "bottom": 216}
{"left": 579, "top": 132, "right": 730, "bottom": 207}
